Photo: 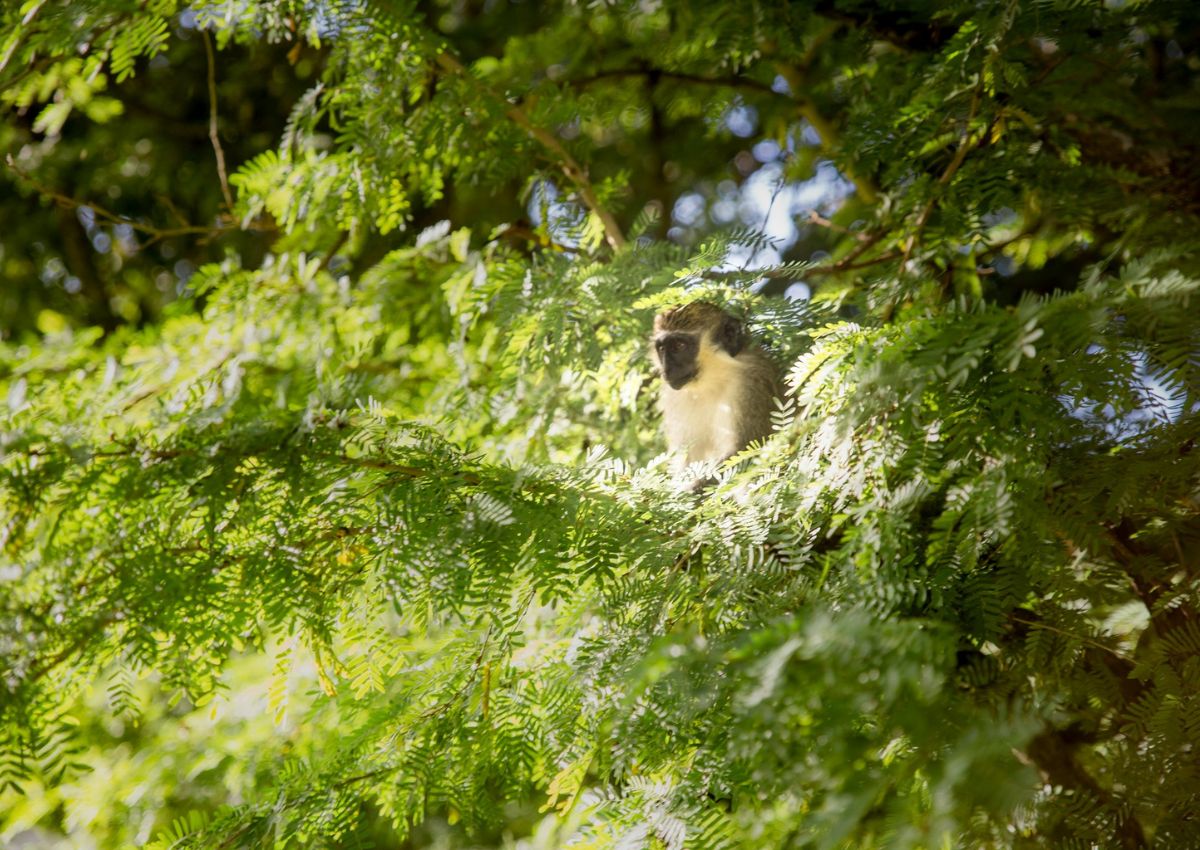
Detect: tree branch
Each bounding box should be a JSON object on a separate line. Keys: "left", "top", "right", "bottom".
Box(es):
{"left": 1008, "top": 613, "right": 1132, "bottom": 663}
{"left": 496, "top": 222, "right": 574, "bottom": 254}
{"left": 21, "top": 614, "right": 116, "bottom": 686}
{"left": 803, "top": 210, "right": 873, "bottom": 241}
{"left": 434, "top": 51, "right": 627, "bottom": 251}
{"left": 571, "top": 67, "right": 780, "bottom": 97}
{"left": 201, "top": 29, "right": 235, "bottom": 211}
{"left": 812, "top": 1, "right": 962, "bottom": 51}
{"left": 773, "top": 61, "right": 878, "bottom": 205}
{"left": 903, "top": 86, "right": 985, "bottom": 266}
{"left": 316, "top": 231, "right": 349, "bottom": 274}
{"left": 5, "top": 155, "right": 271, "bottom": 246}
{"left": 710, "top": 243, "right": 900, "bottom": 286}
{"left": 1024, "top": 728, "right": 1148, "bottom": 850}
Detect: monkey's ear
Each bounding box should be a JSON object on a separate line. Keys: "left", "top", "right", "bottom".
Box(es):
{"left": 718, "top": 316, "right": 745, "bottom": 356}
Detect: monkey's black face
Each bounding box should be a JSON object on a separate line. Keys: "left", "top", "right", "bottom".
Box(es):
{"left": 655, "top": 333, "right": 700, "bottom": 389}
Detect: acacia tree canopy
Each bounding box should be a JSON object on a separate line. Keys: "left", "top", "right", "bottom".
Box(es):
{"left": 2, "top": 2, "right": 1199, "bottom": 848}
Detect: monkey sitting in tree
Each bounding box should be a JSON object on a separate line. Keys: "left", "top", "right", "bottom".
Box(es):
{"left": 650, "top": 302, "right": 783, "bottom": 481}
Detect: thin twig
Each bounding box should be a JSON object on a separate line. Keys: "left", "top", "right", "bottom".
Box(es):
{"left": 419, "top": 624, "right": 493, "bottom": 719}
{"left": 7, "top": 155, "right": 209, "bottom": 236}
{"left": 832, "top": 227, "right": 887, "bottom": 266}
{"left": 23, "top": 614, "right": 116, "bottom": 685}
{"left": 704, "top": 246, "right": 900, "bottom": 282}
{"left": 5, "top": 155, "right": 270, "bottom": 245}
{"left": 201, "top": 29, "right": 235, "bottom": 211}
{"left": 809, "top": 249, "right": 900, "bottom": 276}
{"left": 155, "top": 192, "right": 191, "bottom": 227}
{"left": 773, "top": 60, "right": 878, "bottom": 204}
{"left": 316, "top": 231, "right": 349, "bottom": 274}
{"left": 804, "top": 210, "right": 872, "bottom": 241}
{"left": 435, "top": 51, "right": 627, "bottom": 251}
{"left": 978, "top": 220, "right": 1040, "bottom": 257}
{"left": 496, "top": 222, "right": 573, "bottom": 253}
{"left": 903, "top": 86, "right": 984, "bottom": 266}
{"left": 1172, "top": 531, "right": 1190, "bottom": 573}
{"left": 571, "top": 67, "right": 779, "bottom": 97}
{"left": 118, "top": 350, "right": 233, "bottom": 412}
{"left": 742, "top": 174, "right": 789, "bottom": 272}
{"left": 1010, "top": 614, "right": 1132, "bottom": 662}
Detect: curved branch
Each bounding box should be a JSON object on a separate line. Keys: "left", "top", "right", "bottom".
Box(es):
{"left": 5, "top": 155, "right": 272, "bottom": 246}
{"left": 903, "top": 87, "right": 985, "bottom": 265}
{"left": 773, "top": 61, "right": 879, "bottom": 205}
{"left": 201, "top": 29, "right": 235, "bottom": 211}
{"left": 434, "top": 51, "right": 627, "bottom": 251}
{"left": 1024, "top": 728, "right": 1148, "bottom": 850}
{"left": 708, "top": 244, "right": 900, "bottom": 289}
{"left": 571, "top": 67, "right": 780, "bottom": 98}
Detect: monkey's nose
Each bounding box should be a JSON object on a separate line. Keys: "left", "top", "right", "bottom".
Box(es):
{"left": 665, "top": 367, "right": 697, "bottom": 390}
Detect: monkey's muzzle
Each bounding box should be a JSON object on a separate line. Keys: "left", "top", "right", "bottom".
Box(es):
{"left": 663, "top": 365, "right": 698, "bottom": 390}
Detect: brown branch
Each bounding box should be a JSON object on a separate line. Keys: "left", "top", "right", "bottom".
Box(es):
{"left": 835, "top": 227, "right": 888, "bottom": 264}
{"left": 316, "top": 231, "right": 350, "bottom": 274}
{"left": 117, "top": 349, "right": 234, "bottom": 412}
{"left": 903, "top": 87, "right": 984, "bottom": 266}
{"left": 773, "top": 61, "right": 878, "bottom": 205}
{"left": 808, "top": 249, "right": 901, "bottom": 277}
{"left": 705, "top": 246, "right": 900, "bottom": 283}
{"left": 419, "top": 625, "right": 493, "bottom": 719}
{"left": 1172, "top": 530, "right": 1190, "bottom": 574}
{"left": 571, "top": 67, "right": 780, "bottom": 97}
{"left": 1105, "top": 524, "right": 1166, "bottom": 612}
{"left": 803, "top": 210, "right": 873, "bottom": 241}
{"left": 496, "top": 222, "right": 573, "bottom": 253}
{"left": 1024, "top": 728, "right": 1148, "bottom": 850}
{"left": 201, "top": 29, "right": 235, "bottom": 211}
{"left": 22, "top": 614, "right": 117, "bottom": 686}
{"left": 7, "top": 155, "right": 210, "bottom": 236}
{"left": 5, "top": 155, "right": 269, "bottom": 246}
{"left": 434, "top": 51, "right": 627, "bottom": 251}
{"left": 155, "top": 192, "right": 191, "bottom": 227}
{"left": 644, "top": 74, "right": 670, "bottom": 240}
{"left": 332, "top": 453, "right": 493, "bottom": 488}
{"left": 978, "top": 219, "right": 1041, "bottom": 258}
{"left": 16, "top": 436, "right": 490, "bottom": 490}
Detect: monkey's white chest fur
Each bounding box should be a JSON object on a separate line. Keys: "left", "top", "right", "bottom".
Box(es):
{"left": 659, "top": 352, "right": 746, "bottom": 467}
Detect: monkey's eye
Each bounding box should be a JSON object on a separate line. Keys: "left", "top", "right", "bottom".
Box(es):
{"left": 668, "top": 339, "right": 687, "bottom": 353}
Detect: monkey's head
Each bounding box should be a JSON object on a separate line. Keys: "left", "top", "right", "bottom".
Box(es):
{"left": 651, "top": 302, "right": 746, "bottom": 390}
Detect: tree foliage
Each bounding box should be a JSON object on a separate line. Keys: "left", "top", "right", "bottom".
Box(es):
{"left": 2, "top": 1, "right": 1199, "bottom": 848}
